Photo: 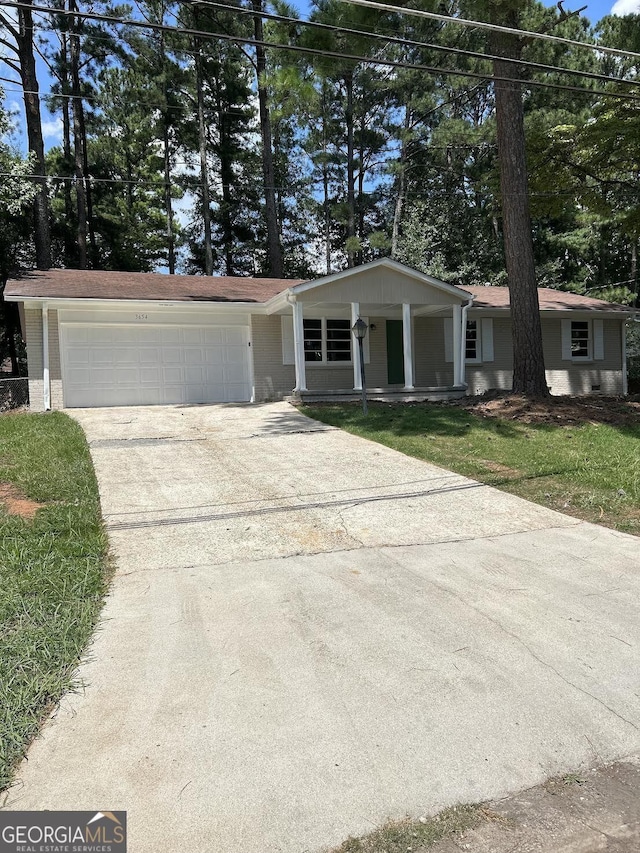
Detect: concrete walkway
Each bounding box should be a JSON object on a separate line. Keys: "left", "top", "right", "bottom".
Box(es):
{"left": 6, "top": 402, "right": 640, "bottom": 853}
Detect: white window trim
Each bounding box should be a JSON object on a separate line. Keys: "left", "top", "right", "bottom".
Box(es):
{"left": 282, "top": 314, "right": 370, "bottom": 367}
{"left": 562, "top": 318, "right": 604, "bottom": 363}
{"left": 303, "top": 317, "right": 352, "bottom": 366}
{"left": 465, "top": 319, "right": 482, "bottom": 364}
{"left": 445, "top": 317, "right": 493, "bottom": 364}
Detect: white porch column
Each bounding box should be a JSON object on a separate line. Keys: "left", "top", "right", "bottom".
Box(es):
{"left": 292, "top": 298, "right": 307, "bottom": 392}
{"left": 452, "top": 303, "right": 462, "bottom": 387}
{"left": 351, "top": 302, "right": 362, "bottom": 390}
{"left": 42, "top": 302, "right": 51, "bottom": 411}
{"left": 402, "top": 302, "right": 414, "bottom": 390}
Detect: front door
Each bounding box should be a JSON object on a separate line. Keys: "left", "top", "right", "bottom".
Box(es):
{"left": 386, "top": 320, "right": 405, "bottom": 385}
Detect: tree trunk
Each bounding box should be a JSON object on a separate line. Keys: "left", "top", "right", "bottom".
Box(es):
{"left": 163, "top": 119, "right": 175, "bottom": 275}
{"left": 60, "top": 33, "right": 76, "bottom": 266}
{"left": 357, "top": 114, "right": 365, "bottom": 266}
{"left": 216, "top": 80, "right": 235, "bottom": 277}
{"left": 69, "top": 0, "right": 88, "bottom": 269}
{"left": 17, "top": 2, "right": 51, "bottom": 269}
{"left": 631, "top": 239, "right": 638, "bottom": 308}
{"left": 391, "top": 106, "right": 410, "bottom": 258}
{"left": 252, "top": 0, "right": 284, "bottom": 278}
{"left": 345, "top": 70, "right": 356, "bottom": 268}
{"left": 196, "top": 45, "right": 213, "bottom": 276}
{"left": 322, "top": 131, "right": 331, "bottom": 275}
{"left": 492, "top": 24, "right": 549, "bottom": 398}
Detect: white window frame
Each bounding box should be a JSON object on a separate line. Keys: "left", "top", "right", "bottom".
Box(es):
{"left": 303, "top": 317, "right": 353, "bottom": 365}
{"left": 282, "top": 314, "right": 371, "bottom": 367}
{"left": 465, "top": 319, "right": 482, "bottom": 364}
{"left": 570, "top": 319, "right": 591, "bottom": 361}
{"left": 561, "top": 318, "right": 604, "bottom": 362}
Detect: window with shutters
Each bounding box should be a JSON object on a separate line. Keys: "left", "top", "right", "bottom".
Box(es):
{"left": 444, "top": 317, "right": 493, "bottom": 364}
{"left": 571, "top": 321, "right": 590, "bottom": 359}
{"left": 466, "top": 320, "right": 479, "bottom": 361}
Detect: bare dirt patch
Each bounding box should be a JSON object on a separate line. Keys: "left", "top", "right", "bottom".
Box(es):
{"left": 453, "top": 392, "right": 640, "bottom": 427}
{"left": 0, "top": 482, "right": 45, "bottom": 519}
{"left": 477, "top": 459, "right": 521, "bottom": 478}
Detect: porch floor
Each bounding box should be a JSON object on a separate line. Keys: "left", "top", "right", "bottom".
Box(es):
{"left": 286, "top": 386, "right": 467, "bottom": 404}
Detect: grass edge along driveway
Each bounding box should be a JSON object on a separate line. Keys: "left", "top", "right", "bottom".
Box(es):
{"left": 300, "top": 402, "right": 640, "bottom": 536}
{"left": 0, "top": 411, "right": 110, "bottom": 792}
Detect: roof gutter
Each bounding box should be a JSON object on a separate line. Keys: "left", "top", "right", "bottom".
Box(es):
{"left": 4, "top": 295, "right": 268, "bottom": 312}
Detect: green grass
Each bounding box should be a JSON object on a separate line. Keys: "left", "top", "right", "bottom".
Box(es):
{"left": 301, "top": 403, "right": 640, "bottom": 535}
{"left": 0, "top": 412, "right": 109, "bottom": 792}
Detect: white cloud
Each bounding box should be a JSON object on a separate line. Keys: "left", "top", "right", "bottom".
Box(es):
{"left": 41, "top": 116, "right": 63, "bottom": 144}
{"left": 611, "top": 0, "right": 640, "bottom": 14}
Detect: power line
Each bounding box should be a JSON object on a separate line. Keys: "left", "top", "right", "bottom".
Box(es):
{"left": 333, "top": 0, "right": 640, "bottom": 62}
{"left": 10, "top": 0, "right": 634, "bottom": 94}
{"left": 176, "top": 0, "right": 640, "bottom": 90}
{"left": 3, "top": 1, "right": 640, "bottom": 103}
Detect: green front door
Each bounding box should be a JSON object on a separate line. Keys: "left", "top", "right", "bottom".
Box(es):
{"left": 386, "top": 320, "right": 405, "bottom": 385}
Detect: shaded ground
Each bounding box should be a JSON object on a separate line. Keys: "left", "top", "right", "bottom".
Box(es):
{"left": 329, "top": 756, "right": 640, "bottom": 853}
{"left": 452, "top": 393, "right": 640, "bottom": 428}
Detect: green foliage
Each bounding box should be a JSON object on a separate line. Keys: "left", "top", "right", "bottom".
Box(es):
{"left": 0, "top": 0, "right": 638, "bottom": 299}
{"left": 0, "top": 412, "right": 109, "bottom": 791}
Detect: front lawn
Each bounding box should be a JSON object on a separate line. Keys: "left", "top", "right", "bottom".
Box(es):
{"left": 0, "top": 412, "right": 109, "bottom": 791}
{"left": 301, "top": 401, "right": 640, "bottom": 535}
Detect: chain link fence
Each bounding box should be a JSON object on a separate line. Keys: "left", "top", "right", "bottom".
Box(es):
{"left": 0, "top": 377, "right": 29, "bottom": 411}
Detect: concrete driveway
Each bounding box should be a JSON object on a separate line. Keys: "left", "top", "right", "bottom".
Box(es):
{"left": 7, "top": 402, "right": 640, "bottom": 852}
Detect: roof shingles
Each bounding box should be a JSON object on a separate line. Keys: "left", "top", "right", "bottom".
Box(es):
{"left": 5, "top": 269, "right": 303, "bottom": 303}
{"left": 4, "top": 269, "right": 630, "bottom": 313}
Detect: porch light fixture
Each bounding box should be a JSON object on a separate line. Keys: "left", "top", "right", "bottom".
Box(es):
{"left": 352, "top": 317, "right": 369, "bottom": 416}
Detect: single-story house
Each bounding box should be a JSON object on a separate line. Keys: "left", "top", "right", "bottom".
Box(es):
{"left": 4, "top": 258, "right": 633, "bottom": 411}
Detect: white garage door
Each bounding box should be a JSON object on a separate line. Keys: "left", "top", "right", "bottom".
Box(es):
{"left": 61, "top": 324, "right": 252, "bottom": 407}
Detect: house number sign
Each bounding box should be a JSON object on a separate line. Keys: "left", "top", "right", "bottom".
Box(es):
{"left": 134, "top": 313, "right": 148, "bottom": 321}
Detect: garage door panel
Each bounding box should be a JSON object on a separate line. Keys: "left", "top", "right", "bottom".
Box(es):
{"left": 140, "top": 367, "right": 162, "bottom": 383}
{"left": 162, "top": 366, "right": 183, "bottom": 383}
{"left": 223, "top": 327, "right": 246, "bottom": 346}
{"left": 161, "top": 328, "right": 182, "bottom": 344}
{"left": 140, "top": 348, "right": 161, "bottom": 363}
{"left": 61, "top": 323, "right": 251, "bottom": 407}
{"left": 203, "top": 328, "right": 225, "bottom": 345}
{"left": 224, "top": 348, "right": 248, "bottom": 365}
{"left": 182, "top": 328, "right": 205, "bottom": 345}
{"left": 67, "top": 367, "right": 92, "bottom": 384}
{"left": 184, "top": 348, "right": 206, "bottom": 364}
{"left": 90, "top": 347, "right": 116, "bottom": 364}
{"left": 162, "top": 347, "right": 183, "bottom": 363}
{"left": 66, "top": 347, "right": 90, "bottom": 365}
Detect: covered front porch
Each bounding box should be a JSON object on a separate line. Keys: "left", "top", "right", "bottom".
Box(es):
{"left": 266, "top": 259, "right": 475, "bottom": 403}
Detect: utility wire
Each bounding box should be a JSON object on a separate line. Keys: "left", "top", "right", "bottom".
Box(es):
{"left": 3, "top": 1, "right": 640, "bottom": 103}
{"left": 174, "top": 0, "right": 640, "bottom": 89}
{"left": 333, "top": 0, "right": 640, "bottom": 62}
{"left": 10, "top": 0, "right": 636, "bottom": 92}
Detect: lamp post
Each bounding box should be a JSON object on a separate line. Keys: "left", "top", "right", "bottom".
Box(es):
{"left": 352, "top": 317, "right": 368, "bottom": 416}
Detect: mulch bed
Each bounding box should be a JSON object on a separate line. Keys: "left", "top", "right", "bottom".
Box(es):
{"left": 450, "top": 392, "right": 640, "bottom": 427}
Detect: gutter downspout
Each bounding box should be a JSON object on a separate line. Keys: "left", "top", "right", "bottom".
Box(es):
{"left": 459, "top": 296, "right": 474, "bottom": 390}
{"left": 42, "top": 302, "right": 51, "bottom": 411}
{"left": 622, "top": 319, "right": 628, "bottom": 396}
